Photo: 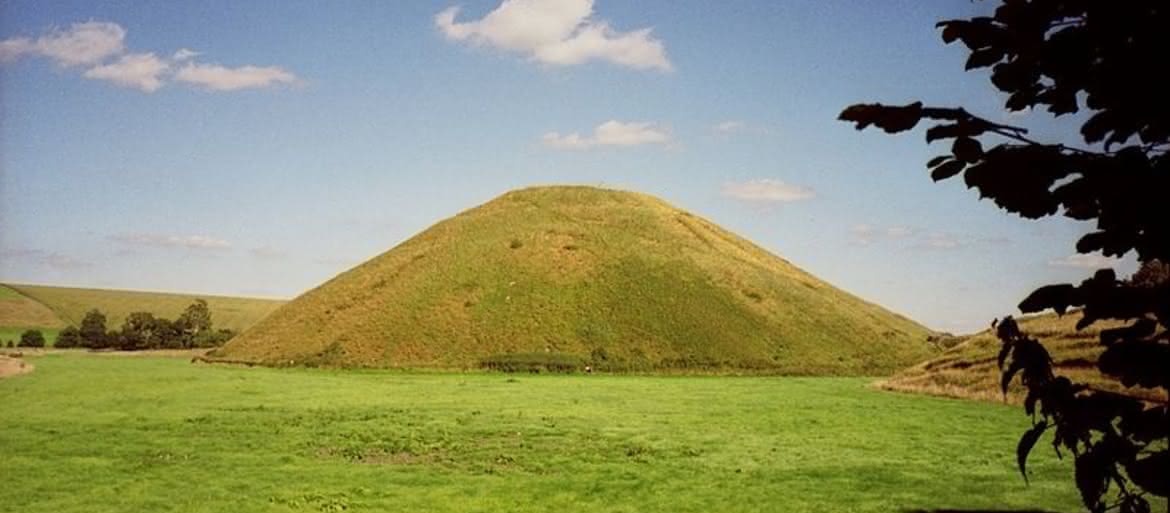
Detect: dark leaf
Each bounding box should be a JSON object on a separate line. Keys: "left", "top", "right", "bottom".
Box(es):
{"left": 937, "top": 21, "right": 961, "bottom": 44}
{"left": 997, "top": 339, "right": 1013, "bottom": 369}
{"left": 926, "top": 155, "right": 950, "bottom": 168}
{"left": 1075, "top": 447, "right": 1109, "bottom": 510}
{"left": 1017, "top": 422, "right": 1048, "bottom": 483}
{"left": 931, "top": 160, "right": 966, "bottom": 182}
{"left": 1125, "top": 451, "right": 1169, "bottom": 498}
{"left": 1002, "top": 358, "right": 1023, "bottom": 396}
{"left": 966, "top": 47, "right": 1005, "bottom": 70}
{"left": 1019, "top": 284, "right": 1078, "bottom": 314}
{"left": 952, "top": 137, "right": 984, "bottom": 162}
{"left": 838, "top": 102, "right": 924, "bottom": 133}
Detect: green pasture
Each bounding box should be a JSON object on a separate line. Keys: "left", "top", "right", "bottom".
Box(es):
{"left": 0, "top": 354, "right": 1092, "bottom": 513}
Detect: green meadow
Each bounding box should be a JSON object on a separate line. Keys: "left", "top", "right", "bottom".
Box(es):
{"left": 1, "top": 353, "right": 1089, "bottom": 513}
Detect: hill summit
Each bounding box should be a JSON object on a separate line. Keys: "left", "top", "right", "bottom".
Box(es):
{"left": 217, "top": 186, "right": 936, "bottom": 374}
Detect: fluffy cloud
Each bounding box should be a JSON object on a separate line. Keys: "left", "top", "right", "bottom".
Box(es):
{"left": 171, "top": 48, "right": 200, "bottom": 61}
{"left": 1048, "top": 253, "right": 1120, "bottom": 269}
{"left": 174, "top": 63, "right": 298, "bottom": 91}
{"left": 721, "top": 179, "right": 816, "bottom": 203}
{"left": 109, "top": 233, "right": 231, "bottom": 251}
{"left": 0, "top": 21, "right": 125, "bottom": 66}
{"left": 1, "top": 21, "right": 298, "bottom": 93}
{"left": 542, "top": 120, "right": 671, "bottom": 150}
{"left": 83, "top": 52, "right": 169, "bottom": 92}
{"left": 436, "top": 0, "right": 671, "bottom": 71}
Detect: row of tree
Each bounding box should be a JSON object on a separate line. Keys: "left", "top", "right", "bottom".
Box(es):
{"left": 50, "top": 299, "right": 236, "bottom": 350}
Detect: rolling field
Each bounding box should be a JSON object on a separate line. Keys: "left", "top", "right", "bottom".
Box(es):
{"left": 0, "top": 284, "right": 285, "bottom": 343}
{"left": 879, "top": 312, "right": 1165, "bottom": 403}
{"left": 0, "top": 354, "right": 1095, "bottom": 513}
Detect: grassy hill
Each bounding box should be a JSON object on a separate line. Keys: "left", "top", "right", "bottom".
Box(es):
{"left": 0, "top": 285, "right": 67, "bottom": 345}
{"left": 0, "top": 284, "right": 285, "bottom": 345}
{"left": 880, "top": 312, "right": 1163, "bottom": 402}
{"left": 218, "top": 185, "right": 937, "bottom": 374}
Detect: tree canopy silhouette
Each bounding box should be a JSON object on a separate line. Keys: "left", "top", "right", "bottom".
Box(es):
{"left": 839, "top": 1, "right": 1168, "bottom": 512}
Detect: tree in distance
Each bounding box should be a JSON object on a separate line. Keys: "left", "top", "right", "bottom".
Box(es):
{"left": 55, "top": 326, "right": 82, "bottom": 349}
{"left": 79, "top": 309, "right": 109, "bottom": 349}
{"left": 18, "top": 329, "right": 45, "bottom": 348}
{"left": 177, "top": 299, "right": 212, "bottom": 340}
{"left": 839, "top": 1, "right": 1168, "bottom": 512}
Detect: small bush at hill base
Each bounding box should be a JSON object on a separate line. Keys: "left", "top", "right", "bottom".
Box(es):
{"left": 480, "top": 352, "right": 586, "bottom": 373}
{"left": 18, "top": 329, "right": 45, "bottom": 348}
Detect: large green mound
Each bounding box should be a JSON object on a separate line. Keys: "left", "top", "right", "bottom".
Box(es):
{"left": 218, "top": 186, "right": 936, "bottom": 374}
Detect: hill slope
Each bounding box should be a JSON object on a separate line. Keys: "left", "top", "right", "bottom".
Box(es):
{"left": 1, "top": 284, "right": 285, "bottom": 334}
{"left": 219, "top": 186, "right": 936, "bottom": 374}
{"left": 0, "top": 285, "right": 67, "bottom": 345}
{"left": 880, "top": 312, "right": 1162, "bottom": 402}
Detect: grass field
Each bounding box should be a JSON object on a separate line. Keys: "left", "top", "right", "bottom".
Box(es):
{"left": 1, "top": 283, "right": 285, "bottom": 333}
{"left": 0, "top": 354, "right": 1097, "bottom": 513}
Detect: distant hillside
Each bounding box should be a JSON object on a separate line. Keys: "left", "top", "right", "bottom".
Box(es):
{"left": 0, "top": 285, "right": 67, "bottom": 345}
{"left": 880, "top": 312, "right": 1162, "bottom": 402}
{"left": 0, "top": 284, "right": 285, "bottom": 343}
{"left": 217, "top": 186, "right": 938, "bottom": 374}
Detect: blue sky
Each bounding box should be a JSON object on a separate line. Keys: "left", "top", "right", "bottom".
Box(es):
{"left": 0, "top": 1, "right": 1134, "bottom": 333}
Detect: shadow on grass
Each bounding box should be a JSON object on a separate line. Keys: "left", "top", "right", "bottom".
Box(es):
{"left": 904, "top": 510, "right": 1070, "bottom": 513}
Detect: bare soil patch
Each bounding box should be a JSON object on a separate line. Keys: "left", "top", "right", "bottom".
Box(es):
{"left": 0, "top": 354, "right": 34, "bottom": 378}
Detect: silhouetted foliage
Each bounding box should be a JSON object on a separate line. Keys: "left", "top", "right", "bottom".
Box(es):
{"left": 55, "top": 326, "right": 82, "bottom": 349}
{"left": 840, "top": 2, "right": 1168, "bottom": 512}
{"left": 1130, "top": 259, "right": 1169, "bottom": 289}
{"left": 79, "top": 309, "right": 109, "bottom": 349}
{"left": 18, "top": 329, "right": 45, "bottom": 348}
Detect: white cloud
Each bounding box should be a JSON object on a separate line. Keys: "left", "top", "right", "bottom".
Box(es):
{"left": 0, "top": 38, "right": 34, "bottom": 62}
{"left": 1048, "top": 253, "right": 1120, "bottom": 269}
{"left": 1, "top": 21, "right": 298, "bottom": 94}
{"left": 109, "top": 233, "right": 231, "bottom": 251}
{"left": 83, "top": 52, "right": 169, "bottom": 92}
{"left": 436, "top": 0, "right": 671, "bottom": 71}
{"left": 174, "top": 62, "right": 298, "bottom": 91}
{"left": 721, "top": 179, "right": 816, "bottom": 203}
{"left": 713, "top": 121, "right": 745, "bottom": 134}
{"left": 542, "top": 120, "right": 671, "bottom": 150}
{"left": 0, "top": 21, "right": 125, "bottom": 66}
{"left": 172, "top": 48, "right": 200, "bottom": 61}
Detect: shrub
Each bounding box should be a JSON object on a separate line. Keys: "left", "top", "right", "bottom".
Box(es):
{"left": 18, "top": 330, "right": 45, "bottom": 348}
{"left": 55, "top": 326, "right": 82, "bottom": 348}
{"left": 480, "top": 352, "right": 586, "bottom": 373}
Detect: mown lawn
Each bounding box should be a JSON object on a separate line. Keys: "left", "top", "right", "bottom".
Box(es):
{"left": 1, "top": 354, "right": 1090, "bottom": 512}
